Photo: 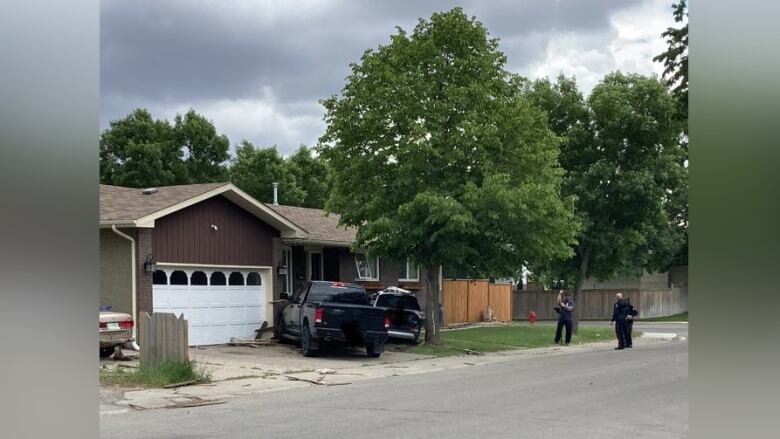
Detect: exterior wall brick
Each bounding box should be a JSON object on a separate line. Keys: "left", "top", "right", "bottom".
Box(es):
{"left": 136, "top": 228, "right": 153, "bottom": 315}
{"left": 271, "top": 236, "right": 284, "bottom": 323}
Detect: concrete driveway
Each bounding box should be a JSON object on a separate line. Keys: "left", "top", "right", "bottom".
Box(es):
{"left": 188, "top": 341, "right": 432, "bottom": 380}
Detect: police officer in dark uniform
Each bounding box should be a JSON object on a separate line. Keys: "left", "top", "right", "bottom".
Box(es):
{"left": 554, "top": 290, "right": 575, "bottom": 345}
{"left": 624, "top": 297, "right": 639, "bottom": 348}
{"left": 611, "top": 292, "right": 630, "bottom": 349}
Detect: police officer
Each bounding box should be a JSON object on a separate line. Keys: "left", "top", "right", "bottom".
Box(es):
{"left": 554, "top": 290, "right": 575, "bottom": 345}
{"left": 611, "top": 292, "right": 630, "bottom": 350}
{"left": 624, "top": 297, "right": 639, "bottom": 348}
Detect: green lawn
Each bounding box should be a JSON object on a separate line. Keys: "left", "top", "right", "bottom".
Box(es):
{"left": 100, "top": 361, "right": 211, "bottom": 388}
{"left": 638, "top": 311, "right": 688, "bottom": 322}
{"left": 389, "top": 324, "right": 616, "bottom": 357}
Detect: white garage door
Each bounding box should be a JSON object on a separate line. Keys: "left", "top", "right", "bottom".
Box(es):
{"left": 152, "top": 266, "right": 266, "bottom": 346}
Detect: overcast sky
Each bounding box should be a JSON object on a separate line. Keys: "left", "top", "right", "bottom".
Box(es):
{"left": 101, "top": 0, "right": 677, "bottom": 156}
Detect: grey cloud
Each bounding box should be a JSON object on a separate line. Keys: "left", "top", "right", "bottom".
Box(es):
{"left": 101, "top": 0, "right": 653, "bottom": 154}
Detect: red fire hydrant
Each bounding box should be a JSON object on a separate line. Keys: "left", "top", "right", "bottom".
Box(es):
{"left": 528, "top": 310, "right": 537, "bottom": 325}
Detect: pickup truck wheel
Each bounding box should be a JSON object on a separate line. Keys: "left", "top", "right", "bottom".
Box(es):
{"left": 301, "top": 325, "right": 318, "bottom": 357}
{"left": 366, "top": 344, "right": 382, "bottom": 358}
{"left": 274, "top": 317, "right": 289, "bottom": 344}
{"left": 99, "top": 346, "right": 115, "bottom": 358}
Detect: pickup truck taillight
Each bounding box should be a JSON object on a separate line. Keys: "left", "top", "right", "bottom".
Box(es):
{"left": 99, "top": 322, "right": 107, "bottom": 329}
{"left": 119, "top": 319, "right": 134, "bottom": 329}
{"left": 314, "top": 307, "right": 324, "bottom": 324}
{"left": 384, "top": 314, "right": 390, "bottom": 329}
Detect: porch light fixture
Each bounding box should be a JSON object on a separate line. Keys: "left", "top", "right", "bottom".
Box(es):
{"left": 277, "top": 265, "right": 289, "bottom": 277}
{"left": 143, "top": 254, "right": 156, "bottom": 273}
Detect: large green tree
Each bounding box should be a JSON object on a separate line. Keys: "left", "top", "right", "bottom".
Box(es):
{"left": 525, "top": 73, "right": 687, "bottom": 330}
{"left": 174, "top": 109, "right": 230, "bottom": 183}
{"left": 100, "top": 108, "right": 230, "bottom": 187}
{"left": 318, "top": 8, "right": 578, "bottom": 344}
{"left": 99, "top": 108, "right": 184, "bottom": 187}
{"left": 655, "top": 0, "right": 689, "bottom": 265}
{"left": 287, "top": 145, "right": 332, "bottom": 208}
{"left": 229, "top": 141, "right": 306, "bottom": 205}
{"left": 654, "top": 0, "right": 688, "bottom": 122}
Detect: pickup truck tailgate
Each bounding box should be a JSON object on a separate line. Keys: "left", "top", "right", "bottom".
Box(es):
{"left": 318, "top": 303, "right": 386, "bottom": 331}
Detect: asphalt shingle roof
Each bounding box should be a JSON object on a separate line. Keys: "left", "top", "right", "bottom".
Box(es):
{"left": 266, "top": 204, "right": 356, "bottom": 245}
{"left": 100, "top": 183, "right": 227, "bottom": 222}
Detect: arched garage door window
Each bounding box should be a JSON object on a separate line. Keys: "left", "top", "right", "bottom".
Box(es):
{"left": 210, "top": 271, "right": 226, "bottom": 286}
{"left": 152, "top": 270, "right": 167, "bottom": 285}
{"left": 229, "top": 272, "right": 245, "bottom": 286}
{"left": 170, "top": 270, "right": 188, "bottom": 285}
{"left": 191, "top": 271, "right": 208, "bottom": 286}
{"left": 246, "top": 272, "right": 261, "bottom": 286}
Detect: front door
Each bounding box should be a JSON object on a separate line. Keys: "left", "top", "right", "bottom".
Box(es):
{"left": 310, "top": 252, "right": 323, "bottom": 280}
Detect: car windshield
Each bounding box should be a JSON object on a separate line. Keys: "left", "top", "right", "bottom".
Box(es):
{"left": 308, "top": 283, "right": 370, "bottom": 305}
{"left": 375, "top": 294, "right": 421, "bottom": 311}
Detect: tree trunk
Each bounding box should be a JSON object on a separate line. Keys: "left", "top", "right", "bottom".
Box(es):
{"left": 572, "top": 246, "right": 590, "bottom": 334}
{"left": 424, "top": 265, "right": 442, "bottom": 345}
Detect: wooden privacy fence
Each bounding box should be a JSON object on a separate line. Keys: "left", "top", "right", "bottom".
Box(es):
{"left": 441, "top": 279, "right": 512, "bottom": 324}
{"left": 139, "top": 312, "right": 189, "bottom": 367}
{"left": 512, "top": 287, "right": 688, "bottom": 321}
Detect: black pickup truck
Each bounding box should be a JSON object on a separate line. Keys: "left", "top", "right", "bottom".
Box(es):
{"left": 274, "top": 281, "right": 389, "bottom": 357}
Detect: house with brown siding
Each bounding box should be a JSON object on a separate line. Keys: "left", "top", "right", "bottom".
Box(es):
{"left": 99, "top": 182, "right": 428, "bottom": 346}
{"left": 99, "top": 183, "right": 306, "bottom": 346}
{"left": 266, "top": 204, "right": 429, "bottom": 306}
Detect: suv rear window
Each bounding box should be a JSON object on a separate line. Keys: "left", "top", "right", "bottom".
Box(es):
{"left": 308, "top": 283, "right": 370, "bottom": 305}
{"left": 375, "top": 294, "right": 421, "bottom": 311}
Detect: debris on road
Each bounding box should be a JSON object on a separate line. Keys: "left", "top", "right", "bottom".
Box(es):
{"left": 163, "top": 379, "right": 201, "bottom": 389}
{"left": 165, "top": 397, "right": 226, "bottom": 409}
{"left": 284, "top": 375, "right": 352, "bottom": 386}
{"left": 463, "top": 349, "right": 485, "bottom": 356}
{"left": 315, "top": 368, "right": 337, "bottom": 375}
{"left": 228, "top": 337, "right": 275, "bottom": 347}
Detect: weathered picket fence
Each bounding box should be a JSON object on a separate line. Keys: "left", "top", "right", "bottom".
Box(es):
{"left": 138, "top": 312, "right": 189, "bottom": 367}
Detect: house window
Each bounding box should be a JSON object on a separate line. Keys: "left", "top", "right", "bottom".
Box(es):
{"left": 247, "top": 272, "right": 262, "bottom": 286}
{"left": 170, "top": 270, "right": 188, "bottom": 285}
{"left": 399, "top": 259, "right": 419, "bottom": 281}
{"left": 152, "top": 270, "right": 167, "bottom": 285}
{"left": 355, "top": 252, "right": 379, "bottom": 281}
{"left": 210, "top": 271, "right": 226, "bottom": 286}
{"left": 191, "top": 271, "right": 208, "bottom": 286}
{"left": 229, "top": 272, "right": 245, "bottom": 286}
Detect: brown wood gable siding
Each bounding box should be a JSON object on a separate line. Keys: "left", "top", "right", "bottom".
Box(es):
{"left": 152, "top": 195, "right": 280, "bottom": 267}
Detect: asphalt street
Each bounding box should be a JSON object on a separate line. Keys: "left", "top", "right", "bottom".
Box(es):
{"left": 100, "top": 323, "right": 688, "bottom": 439}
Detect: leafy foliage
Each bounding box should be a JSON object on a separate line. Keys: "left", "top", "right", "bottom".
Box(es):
{"left": 525, "top": 73, "right": 687, "bottom": 289}
{"left": 228, "top": 141, "right": 306, "bottom": 205}
{"left": 100, "top": 108, "right": 229, "bottom": 187}
{"left": 318, "top": 8, "right": 579, "bottom": 343}
{"left": 174, "top": 110, "right": 230, "bottom": 183}
{"left": 287, "top": 145, "right": 332, "bottom": 208}
{"left": 653, "top": 1, "right": 688, "bottom": 122}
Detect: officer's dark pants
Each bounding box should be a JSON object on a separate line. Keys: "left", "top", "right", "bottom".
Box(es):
{"left": 615, "top": 320, "right": 628, "bottom": 348}
{"left": 625, "top": 320, "right": 633, "bottom": 347}
{"left": 554, "top": 319, "right": 572, "bottom": 344}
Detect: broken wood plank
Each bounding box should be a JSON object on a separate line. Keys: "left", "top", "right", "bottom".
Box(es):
{"left": 284, "top": 375, "right": 326, "bottom": 385}
{"left": 163, "top": 379, "right": 201, "bottom": 389}
{"left": 166, "top": 400, "right": 226, "bottom": 409}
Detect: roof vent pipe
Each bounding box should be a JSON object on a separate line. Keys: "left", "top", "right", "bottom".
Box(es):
{"left": 272, "top": 182, "right": 279, "bottom": 205}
